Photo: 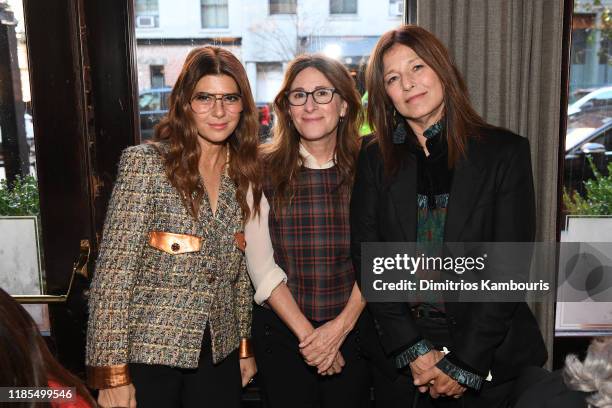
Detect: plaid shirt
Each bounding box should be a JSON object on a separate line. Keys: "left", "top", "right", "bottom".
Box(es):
{"left": 263, "top": 165, "right": 354, "bottom": 322}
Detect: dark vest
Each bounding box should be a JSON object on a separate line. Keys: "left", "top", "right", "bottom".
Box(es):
{"left": 263, "top": 165, "right": 354, "bottom": 321}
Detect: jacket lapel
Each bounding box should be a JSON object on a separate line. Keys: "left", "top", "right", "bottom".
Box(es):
{"left": 210, "top": 172, "right": 239, "bottom": 232}
{"left": 389, "top": 155, "right": 418, "bottom": 241}
{"left": 444, "top": 142, "right": 487, "bottom": 242}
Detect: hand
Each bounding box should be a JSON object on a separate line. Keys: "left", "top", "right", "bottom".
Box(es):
{"left": 98, "top": 383, "right": 137, "bottom": 408}
{"left": 409, "top": 349, "right": 444, "bottom": 393}
{"left": 239, "top": 357, "right": 257, "bottom": 387}
{"left": 320, "top": 352, "right": 345, "bottom": 376}
{"left": 413, "top": 366, "right": 466, "bottom": 399}
{"left": 299, "top": 319, "right": 348, "bottom": 373}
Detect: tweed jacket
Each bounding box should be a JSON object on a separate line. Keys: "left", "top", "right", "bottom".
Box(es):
{"left": 85, "top": 143, "right": 252, "bottom": 388}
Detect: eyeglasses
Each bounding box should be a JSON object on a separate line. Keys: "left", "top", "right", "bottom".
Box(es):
{"left": 286, "top": 88, "right": 337, "bottom": 106}
{"left": 190, "top": 92, "right": 243, "bottom": 114}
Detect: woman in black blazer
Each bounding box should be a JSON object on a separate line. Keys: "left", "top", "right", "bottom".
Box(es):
{"left": 350, "top": 25, "right": 547, "bottom": 408}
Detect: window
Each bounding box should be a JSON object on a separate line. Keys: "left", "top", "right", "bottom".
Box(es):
{"left": 150, "top": 65, "right": 165, "bottom": 88}
{"left": 1, "top": 0, "right": 46, "bottom": 304}
{"left": 269, "top": 0, "right": 296, "bottom": 15}
{"left": 135, "top": 0, "right": 159, "bottom": 28}
{"left": 330, "top": 0, "right": 356, "bottom": 15}
{"left": 201, "top": 0, "right": 229, "bottom": 29}
{"left": 557, "top": 0, "right": 612, "bottom": 336}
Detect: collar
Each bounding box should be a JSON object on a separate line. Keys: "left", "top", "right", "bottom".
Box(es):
{"left": 423, "top": 120, "right": 444, "bottom": 139}
{"left": 405, "top": 119, "right": 447, "bottom": 159}
{"left": 299, "top": 143, "right": 336, "bottom": 169}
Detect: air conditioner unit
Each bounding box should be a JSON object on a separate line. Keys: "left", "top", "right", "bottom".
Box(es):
{"left": 390, "top": 1, "right": 403, "bottom": 16}
{"left": 136, "top": 15, "right": 156, "bottom": 28}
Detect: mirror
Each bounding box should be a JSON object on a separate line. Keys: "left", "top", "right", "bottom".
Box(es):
{"left": 580, "top": 142, "right": 606, "bottom": 154}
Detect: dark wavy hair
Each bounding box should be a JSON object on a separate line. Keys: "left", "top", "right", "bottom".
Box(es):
{"left": 252, "top": 54, "right": 362, "bottom": 216}
{"left": 0, "top": 288, "right": 96, "bottom": 407}
{"left": 366, "top": 25, "right": 494, "bottom": 177}
{"left": 154, "top": 46, "right": 260, "bottom": 220}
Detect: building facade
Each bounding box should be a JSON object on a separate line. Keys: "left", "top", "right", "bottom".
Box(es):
{"left": 135, "top": 0, "right": 403, "bottom": 102}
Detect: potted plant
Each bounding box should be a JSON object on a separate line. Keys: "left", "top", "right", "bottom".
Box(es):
{"left": 563, "top": 160, "right": 612, "bottom": 241}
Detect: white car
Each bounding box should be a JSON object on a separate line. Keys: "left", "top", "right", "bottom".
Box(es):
{"left": 568, "top": 86, "right": 612, "bottom": 116}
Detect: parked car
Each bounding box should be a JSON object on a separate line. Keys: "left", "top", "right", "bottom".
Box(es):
{"left": 567, "top": 86, "right": 612, "bottom": 116}
{"left": 138, "top": 87, "right": 171, "bottom": 140}
{"left": 565, "top": 117, "right": 612, "bottom": 196}
{"left": 568, "top": 88, "right": 596, "bottom": 105}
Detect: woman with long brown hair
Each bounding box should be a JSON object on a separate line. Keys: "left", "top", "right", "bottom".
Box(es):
{"left": 243, "top": 54, "right": 376, "bottom": 407}
{"left": 351, "top": 25, "right": 547, "bottom": 407}
{"left": 0, "top": 288, "right": 95, "bottom": 407}
{"left": 85, "top": 46, "right": 258, "bottom": 408}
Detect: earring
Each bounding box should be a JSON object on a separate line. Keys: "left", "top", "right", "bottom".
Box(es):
{"left": 392, "top": 110, "right": 407, "bottom": 144}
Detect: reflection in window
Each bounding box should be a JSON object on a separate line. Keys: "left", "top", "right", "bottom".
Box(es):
{"left": 330, "top": 0, "right": 357, "bottom": 15}
{"left": 269, "top": 0, "right": 296, "bottom": 15}
{"left": 135, "top": 0, "right": 159, "bottom": 28}
{"left": 201, "top": 0, "right": 229, "bottom": 29}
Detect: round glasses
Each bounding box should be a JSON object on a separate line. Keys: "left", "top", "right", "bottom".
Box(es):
{"left": 286, "top": 88, "right": 337, "bottom": 106}
{"left": 190, "top": 92, "right": 243, "bottom": 114}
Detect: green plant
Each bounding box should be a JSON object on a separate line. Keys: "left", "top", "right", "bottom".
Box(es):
{"left": 0, "top": 175, "right": 40, "bottom": 216}
{"left": 564, "top": 159, "right": 612, "bottom": 215}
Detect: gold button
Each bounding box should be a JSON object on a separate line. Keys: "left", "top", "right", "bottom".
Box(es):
{"left": 171, "top": 242, "right": 180, "bottom": 252}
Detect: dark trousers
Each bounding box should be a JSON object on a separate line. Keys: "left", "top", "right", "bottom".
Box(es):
{"left": 252, "top": 305, "right": 371, "bottom": 408}
{"left": 370, "top": 306, "right": 515, "bottom": 408}
{"left": 129, "top": 328, "right": 242, "bottom": 408}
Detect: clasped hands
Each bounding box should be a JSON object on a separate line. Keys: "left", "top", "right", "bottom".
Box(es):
{"left": 299, "top": 318, "right": 348, "bottom": 376}
{"left": 410, "top": 349, "right": 466, "bottom": 399}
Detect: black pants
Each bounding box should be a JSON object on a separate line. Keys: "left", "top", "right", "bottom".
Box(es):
{"left": 129, "top": 328, "right": 242, "bottom": 408}
{"left": 370, "top": 306, "right": 515, "bottom": 408}
{"left": 252, "top": 305, "right": 371, "bottom": 408}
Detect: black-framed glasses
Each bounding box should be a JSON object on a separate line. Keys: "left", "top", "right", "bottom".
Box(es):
{"left": 286, "top": 88, "right": 337, "bottom": 106}
{"left": 190, "top": 92, "right": 243, "bottom": 114}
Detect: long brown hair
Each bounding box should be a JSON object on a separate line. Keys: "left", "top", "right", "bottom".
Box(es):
{"left": 154, "top": 46, "right": 260, "bottom": 220}
{"left": 366, "top": 25, "right": 492, "bottom": 177}
{"left": 254, "top": 54, "right": 362, "bottom": 216}
{"left": 0, "top": 288, "right": 96, "bottom": 407}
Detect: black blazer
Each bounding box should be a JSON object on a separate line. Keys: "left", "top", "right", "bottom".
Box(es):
{"left": 350, "top": 128, "right": 547, "bottom": 384}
